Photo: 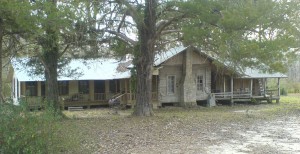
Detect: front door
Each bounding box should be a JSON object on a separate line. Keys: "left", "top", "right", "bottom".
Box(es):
{"left": 196, "top": 74, "right": 205, "bottom": 98}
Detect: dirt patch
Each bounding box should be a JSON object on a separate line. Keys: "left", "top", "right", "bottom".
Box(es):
{"left": 60, "top": 100, "right": 300, "bottom": 154}
{"left": 206, "top": 116, "right": 300, "bottom": 154}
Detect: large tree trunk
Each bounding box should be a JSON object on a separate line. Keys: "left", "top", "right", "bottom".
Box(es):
{"left": 43, "top": 51, "right": 60, "bottom": 112}
{"left": 0, "top": 18, "right": 4, "bottom": 103}
{"left": 41, "top": 29, "right": 60, "bottom": 114}
{"left": 133, "top": 0, "right": 157, "bottom": 116}
{"left": 39, "top": 0, "right": 61, "bottom": 114}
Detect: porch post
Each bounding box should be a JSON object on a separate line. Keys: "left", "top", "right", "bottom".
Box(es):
{"left": 17, "top": 80, "right": 21, "bottom": 98}
{"left": 263, "top": 78, "right": 266, "bottom": 95}
{"left": 277, "top": 78, "right": 280, "bottom": 104}
{"left": 105, "top": 80, "right": 109, "bottom": 100}
{"left": 90, "top": 80, "right": 94, "bottom": 101}
{"left": 124, "top": 79, "right": 128, "bottom": 104}
{"left": 223, "top": 76, "right": 226, "bottom": 93}
{"left": 230, "top": 76, "right": 234, "bottom": 106}
{"left": 250, "top": 79, "right": 253, "bottom": 97}
{"left": 155, "top": 75, "right": 158, "bottom": 100}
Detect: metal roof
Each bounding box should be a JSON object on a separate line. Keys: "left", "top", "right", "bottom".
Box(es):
{"left": 154, "top": 46, "right": 287, "bottom": 78}
{"left": 154, "top": 46, "right": 188, "bottom": 66}
{"left": 241, "top": 68, "right": 287, "bottom": 78}
{"left": 12, "top": 58, "right": 131, "bottom": 82}
{"left": 12, "top": 46, "right": 287, "bottom": 81}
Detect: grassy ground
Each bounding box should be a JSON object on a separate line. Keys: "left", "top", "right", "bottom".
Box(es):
{"left": 58, "top": 94, "right": 300, "bottom": 154}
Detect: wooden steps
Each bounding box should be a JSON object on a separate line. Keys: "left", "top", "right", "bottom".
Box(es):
{"left": 68, "top": 106, "right": 83, "bottom": 111}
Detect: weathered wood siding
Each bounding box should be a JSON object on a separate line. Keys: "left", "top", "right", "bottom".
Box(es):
{"left": 233, "top": 79, "right": 251, "bottom": 92}
{"left": 69, "top": 80, "right": 78, "bottom": 96}
{"left": 159, "top": 65, "right": 183, "bottom": 103}
{"left": 192, "top": 64, "right": 211, "bottom": 100}
{"left": 158, "top": 49, "right": 212, "bottom": 104}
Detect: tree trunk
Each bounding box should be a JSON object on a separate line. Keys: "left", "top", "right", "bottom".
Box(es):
{"left": 38, "top": 0, "right": 61, "bottom": 114}
{"left": 0, "top": 18, "right": 4, "bottom": 103}
{"left": 133, "top": 0, "right": 157, "bottom": 116}
{"left": 41, "top": 27, "right": 60, "bottom": 114}
{"left": 44, "top": 53, "right": 60, "bottom": 112}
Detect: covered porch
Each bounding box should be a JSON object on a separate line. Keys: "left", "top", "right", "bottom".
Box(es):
{"left": 210, "top": 69, "right": 286, "bottom": 105}
{"left": 18, "top": 75, "right": 159, "bottom": 109}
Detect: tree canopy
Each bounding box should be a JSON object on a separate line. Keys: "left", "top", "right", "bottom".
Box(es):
{"left": 2, "top": 0, "right": 299, "bottom": 116}
{"left": 182, "top": 0, "right": 300, "bottom": 73}
{"left": 0, "top": 0, "right": 34, "bottom": 103}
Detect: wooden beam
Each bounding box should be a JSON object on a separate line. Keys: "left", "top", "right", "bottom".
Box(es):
{"left": 105, "top": 80, "right": 109, "bottom": 99}
{"left": 230, "top": 76, "right": 234, "bottom": 106}
{"left": 231, "top": 76, "right": 233, "bottom": 98}
{"left": 223, "top": 76, "right": 226, "bottom": 93}
{"left": 277, "top": 78, "right": 280, "bottom": 103}
{"left": 250, "top": 79, "right": 253, "bottom": 97}
{"left": 263, "top": 78, "right": 266, "bottom": 95}
{"left": 90, "top": 80, "right": 94, "bottom": 101}
{"left": 125, "top": 79, "right": 128, "bottom": 104}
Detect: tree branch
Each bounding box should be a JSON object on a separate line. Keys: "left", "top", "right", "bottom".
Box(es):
{"left": 105, "top": 30, "right": 137, "bottom": 46}
{"left": 155, "top": 14, "right": 187, "bottom": 40}
{"left": 58, "top": 44, "right": 70, "bottom": 58}
{"left": 114, "top": 0, "right": 144, "bottom": 28}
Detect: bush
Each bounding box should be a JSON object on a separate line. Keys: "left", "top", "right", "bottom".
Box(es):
{"left": 0, "top": 101, "right": 63, "bottom": 154}
{"left": 281, "top": 88, "right": 288, "bottom": 96}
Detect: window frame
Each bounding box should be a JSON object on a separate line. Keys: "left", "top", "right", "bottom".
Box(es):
{"left": 167, "top": 75, "right": 176, "bottom": 95}
{"left": 196, "top": 75, "right": 204, "bottom": 91}
{"left": 78, "top": 80, "right": 89, "bottom": 94}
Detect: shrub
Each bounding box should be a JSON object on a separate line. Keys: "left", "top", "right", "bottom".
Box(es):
{"left": 281, "top": 88, "right": 288, "bottom": 96}
{"left": 0, "top": 100, "right": 63, "bottom": 154}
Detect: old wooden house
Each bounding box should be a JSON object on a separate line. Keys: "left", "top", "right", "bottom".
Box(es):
{"left": 11, "top": 58, "right": 158, "bottom": 109}
{"left": 11, "top": 46, "right": 286, "bottom": 109}
{"left": 154, "top": 46, "right": 286, "bottom": 106}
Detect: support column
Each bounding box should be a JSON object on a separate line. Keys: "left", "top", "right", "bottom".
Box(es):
{"left": 230, "top": 76, "right": 234, "bottom": 106}
{"left": 263, "top": 78, "right": 266, "bottom": 96}
{"left": 90, "top": 80, "right": 94, "bottom": 101}
{"left": 181, "top": 48, "right": 197, "bottom": 107}
{"left": 223, "top": 76, "right": 226, "bottom": 93}
{"left": 17, "top": 80, "right": 20, "bottom": 98}
{"left": 250, "top": 79, "right": 253, "bottom": 97}
{"left": 277, "top": 78, "right": 280, "bottom": 104}
{"left": 37, "top": 81, "right": 41, "bottom": 97}
{"left": 105, "top": 80, "right": 109, "bottom": 99}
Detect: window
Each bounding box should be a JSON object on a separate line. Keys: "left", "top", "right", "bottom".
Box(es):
{"left": 58, "top": 81, "right": 69, "bottom": 95}
{"left": 197, "top": 75, "right": 204, "bottom": 91}
{"left": 78, "top": 80, "right": 89, "bottom": 94}
{"left": 26, "top": 81, "right": 37, "bottom": 96}
{"left": 167, "top": 75, "right": 176, "bottom": 95}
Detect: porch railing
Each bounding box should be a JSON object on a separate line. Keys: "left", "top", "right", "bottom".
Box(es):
{"left": 266, "top": 89, "right": 279, "bottom": 97}
{"left": 213, "top": 91, "right": 252, "bottom": 99}
{"left": 94, "top": 93, "right": 106, "bottom": 101}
